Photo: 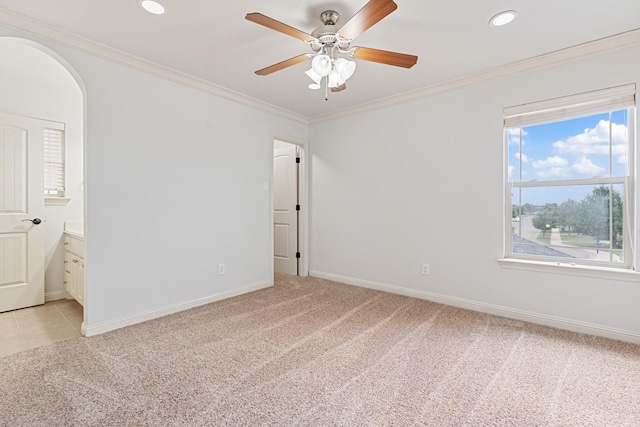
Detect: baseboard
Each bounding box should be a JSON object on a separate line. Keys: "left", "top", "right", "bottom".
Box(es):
{"left": 83, "top": 279, "right": 273, "bottom": 337}
{"left": 309, "top": 271, "right": 640, "bottom": 345}
{"left": 45, "top": 290, "right": 68, "bottom": 302}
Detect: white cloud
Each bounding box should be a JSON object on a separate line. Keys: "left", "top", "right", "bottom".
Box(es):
{"left": 514, "top": 152, "right": 529, "bottom": 162}
{"left": 507, "top": 128, "right": 528, "bottom": 145}
{"left": 508, "top": 165, "right": 514, "bottom": 180}
{"left": 571, "top": 156, "right": 605, "bottom": 175}
{"left": 533, "top": 156, "right": 569, "bottom": 178}
{"left": 536, "top": 168, "right": 569, "bottom": 178}
{"left": 553, "top": 120, "right": 628, "bottom": 156}
{"left": 617, "top": 154, "right": 628, "bottom": 164}
{"left": 533, "top": 156, "right": 568, "bottom": 168}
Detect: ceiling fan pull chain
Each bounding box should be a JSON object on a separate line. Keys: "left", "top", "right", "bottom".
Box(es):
{"left": 325, "top": 76, "right": 329, "bottom": 101}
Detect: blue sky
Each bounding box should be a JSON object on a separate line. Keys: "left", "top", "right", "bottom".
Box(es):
{"left": 508, "top": 109, "right": 629, "bottom": 206}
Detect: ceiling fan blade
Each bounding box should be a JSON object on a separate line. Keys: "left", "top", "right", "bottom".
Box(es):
{"left": 338, "top": 0, "right": 398, "bottom": 41}
{"left": 331, "top": 83, "right": 347, "bottom": 93}
{"left": 255, "top": 54, "right": 310, "bottom": 76}
{"left": 245, "top": 13, "right": 316, "bottom": 42}
{"left": 352, "top": 47, "right": 418, "bottom": 68}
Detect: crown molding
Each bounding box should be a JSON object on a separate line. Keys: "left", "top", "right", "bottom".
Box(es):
{"left": 309, "top": 28, "right": 640, "bottom": 125}
{"left": 0, "top": 6, "right": 309, "bottom": 125}
{"left": 1, "top": 5, "right": 638, "bottom": 127}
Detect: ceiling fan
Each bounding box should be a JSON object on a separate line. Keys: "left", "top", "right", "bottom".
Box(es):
{"left": 245, "top": 0, "right": 418, "bottom": 97}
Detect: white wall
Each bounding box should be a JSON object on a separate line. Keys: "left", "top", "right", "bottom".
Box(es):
{"left": 62, "top": 42, "right": 307, "bottom": 332}
{"left": 310, "top": 45, "right": 640, "bottom": 341}
{"left": 0, "top": 42, "right": 83, "bottom": 299}
{"left": 0, "top": 29, "right": 308, "bottom": 334}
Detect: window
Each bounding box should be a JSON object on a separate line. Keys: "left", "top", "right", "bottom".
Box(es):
{"left": 504, "top": 84, "right": 636, "bottom": 270}
{"left": 44, "top": 127, "right": 65, "bottom": 198}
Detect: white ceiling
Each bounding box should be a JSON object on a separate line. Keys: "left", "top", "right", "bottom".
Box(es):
{"left": 0, "top": 0, "right": 639, "bottom": 119}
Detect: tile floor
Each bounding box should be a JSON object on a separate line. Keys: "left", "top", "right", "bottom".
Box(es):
{"left": 0, "top": 299, "right": 83, "bottom": 358}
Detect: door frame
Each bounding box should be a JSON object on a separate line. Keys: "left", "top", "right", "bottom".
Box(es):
{"left": 269, "top": 133, "right": 309, "bottom": 279}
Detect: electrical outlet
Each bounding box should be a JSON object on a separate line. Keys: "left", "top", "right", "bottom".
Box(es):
{"left": 218, "top": 263, "right": 225, "bottom": 275}
{"left": 421, "top": 263, "right": 430, "bottom": 275}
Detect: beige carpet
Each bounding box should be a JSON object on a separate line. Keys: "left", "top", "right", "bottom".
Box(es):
{"left": 2, "top": 274, "right": 640, "bottom": 426}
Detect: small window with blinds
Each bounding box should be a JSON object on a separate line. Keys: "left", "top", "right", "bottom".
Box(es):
{"left": 504, "top": 84, "right": 636, "bottom": 269}
{"left": 44, "top": 128, "right": 65, "bottom": 197}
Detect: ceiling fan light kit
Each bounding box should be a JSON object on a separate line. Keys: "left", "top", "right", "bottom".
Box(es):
{"left": 311, "top": 54, "right": 332, "bottom": 76}
{"left": 245, "top": 0, "right": 418, "bottom": 100}
{"left": 335, "top": 58, "right": 356, "bottom": 80}
{"left": 305, "top": 68, "right": 322, "bottom": 85}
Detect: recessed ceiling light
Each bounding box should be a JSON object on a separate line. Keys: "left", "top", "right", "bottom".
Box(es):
{"left": 139, "top": 0, "right": 166, "bottom": 15}
{"left": 490, "top": 10, "right": 517, "bottom": 27}
{"left": 308, "top": 83, "right": 321, "bottom": 90}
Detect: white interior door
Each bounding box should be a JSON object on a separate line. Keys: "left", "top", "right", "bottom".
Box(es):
{"left": 0, "top": 112, "right": 46, "bottom": 312}
{"left": 273, "top": 142, "right": 298, "bottom": 275}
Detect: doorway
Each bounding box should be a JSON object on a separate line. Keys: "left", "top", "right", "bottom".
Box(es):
{"left": 0, "top": 38, "right": 86, "bottom": 345}
{"left": 273, "top": 139, "right": 307, "bottom": 276}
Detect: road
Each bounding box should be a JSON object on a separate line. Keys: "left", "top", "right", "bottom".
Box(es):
{"left": 513, "top": 215, "right": 539, "bottom": 241}
{"left": 512, "top": 215, "right": 621, "bottom": 262}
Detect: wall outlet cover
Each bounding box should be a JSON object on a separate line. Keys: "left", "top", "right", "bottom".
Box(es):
{"left": 421, "top": 263, "right": 430, "bottom": 275}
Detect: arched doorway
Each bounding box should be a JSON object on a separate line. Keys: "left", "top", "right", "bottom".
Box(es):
{"left": 0, "top": 37, "right": 87, "bottom": 354}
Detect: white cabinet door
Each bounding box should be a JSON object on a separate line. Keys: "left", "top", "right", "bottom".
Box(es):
{"left": 64, "top": 252, "right": 72, "bottom": 297}
{"left": 273, "top": 144, "right": 298, "bottom": 275}
{"left": 76, "top": 259, "right": 84, "bottom": 306}
{"left": 0, "top": 113, "right": 47, "bottom": 312}
{"left": 64, "top": 234, "right": 84, "bottom": 306}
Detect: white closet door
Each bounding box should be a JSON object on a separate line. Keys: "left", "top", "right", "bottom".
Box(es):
{"left": 273, "top": 144, "right": 298, "bottom": 275}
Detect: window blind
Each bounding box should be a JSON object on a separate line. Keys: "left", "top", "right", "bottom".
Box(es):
{"left": 44, "top": 128, "right": 65, "bottom": 197}
{"left": 504, "top": 83, "right": 636, "bottom": 128}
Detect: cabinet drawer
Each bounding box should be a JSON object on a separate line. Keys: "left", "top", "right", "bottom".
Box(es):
{"left": 68, "top": 237, "right": 85, "bottom": 258}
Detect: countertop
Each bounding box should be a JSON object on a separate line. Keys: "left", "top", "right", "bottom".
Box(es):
{"left": 64, "top": 230, "right": 84, "bottom": 239}
{"left": 64, "top": 221, "right": 84, "bottom": 239}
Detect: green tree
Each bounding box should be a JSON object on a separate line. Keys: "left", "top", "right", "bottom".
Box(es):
{"left": 575, "top": 186, "right": 623, "bottom": 249}
{"left": 532, "top": 203, "right": 559, "bottom": 237}
{"left": 557, "top": 199, "right": 579, "bottom": 234}
{"left": 522, "top": 203, "right": 536, "bottom": 216}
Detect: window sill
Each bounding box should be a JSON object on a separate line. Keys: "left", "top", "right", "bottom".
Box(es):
{"left": 497, "top": 258, "right": 640, "bottom": 282}
{"left": 45, "top": 197, "right": 71, "bottom": 206}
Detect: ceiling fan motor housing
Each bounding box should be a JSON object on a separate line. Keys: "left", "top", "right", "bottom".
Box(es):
{"left": 311, "top": 26, "right": 338, "bottom": 42}
{"left": 320, "top": 10, "right": 339, "bottom": 25}
{"left": 312, "top": 10, "right": 342, "bottom": 44}
{"left": 311, "top": 10, "right": 353, "bottom": 54}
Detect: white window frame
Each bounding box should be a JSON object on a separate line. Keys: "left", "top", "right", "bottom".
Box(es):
{"left": 499, "top": 84, "right": 640, "bottom": 281}
{"left": 43, "top": 122, "right": 70, "bottom": 206}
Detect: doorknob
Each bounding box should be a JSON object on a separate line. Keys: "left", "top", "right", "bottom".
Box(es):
{"left": 22, "top": 218, "right": 42, "bottom": 225}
